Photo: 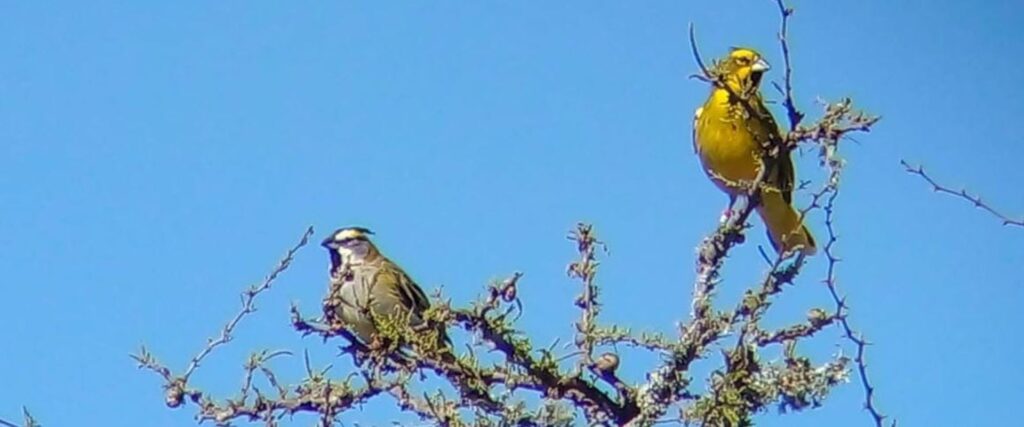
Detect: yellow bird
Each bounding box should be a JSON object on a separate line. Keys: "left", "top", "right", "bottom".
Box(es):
{"left": 693, "top": 48, "right": 815, "bottom": 255}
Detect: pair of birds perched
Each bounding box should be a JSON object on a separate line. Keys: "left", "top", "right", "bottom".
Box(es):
{"left": 322, "top": 47, "right": 814, "bottom": 345}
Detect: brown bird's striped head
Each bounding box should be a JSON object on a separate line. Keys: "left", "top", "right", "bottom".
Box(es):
{"left": 321, "top": 226, "right": 380, "bottom": 273}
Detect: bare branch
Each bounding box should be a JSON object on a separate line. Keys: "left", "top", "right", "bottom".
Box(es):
{"left": 771, "top": 0, "right": 805, "bottom": 130}
{"left": 133, "top": 226, "right": 315, "bottom": 411}
{"left": 687, "top": 23, "right": 713, "bottom": 83}
{"left": 567, "top": 224, "right": 603, "bottom": 366}
{"left": 902, "top": 160, "right": 1023, "bottom": 228}
{"left": 183, "top": 226, "right": 316, "bottom": 381}
{"left": 820, "top": 191, "right": 893, "bottom": 427}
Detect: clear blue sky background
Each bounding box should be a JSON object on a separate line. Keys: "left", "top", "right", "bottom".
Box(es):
{"left": 2, "top": 1, "right": 1022, "bottom": 425}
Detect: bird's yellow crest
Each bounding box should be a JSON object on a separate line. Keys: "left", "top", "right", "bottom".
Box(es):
{"left": 728, "top": 47, "right": 761, "bottom": 62}
{"left": 713, "top": 48, "right": 771, "bottom": 92}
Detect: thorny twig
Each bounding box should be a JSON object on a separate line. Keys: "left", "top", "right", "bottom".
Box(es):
{"left": 567, "top": 225, "right": 636, "bottom": 399}
{"left": 448, "top": 263, "right": 638, "bottom": 424}
{"left": 783, "top": 92, "right": 887, "bottom": 424}
{"left": 820, "top": 191, "right": 893, "bottom": 427}
{"left": 771, "top": 0, "right": 804, "bottom": 130}
{"left": 769, "top": 2, "right": 887, "bottom": 417}
{"left": 182, "top": 226, "right": 316, "bottom": 381}
{"left": 901, "top": 160, "right": 1023, "bottom": 228}
{"left": 770, "top": 6, "right": 887, "bottom": 417}
{"left": 567, "top": 224, "right": 604, "bottom": 366}
{"left": 240, "top": 350, "right": 293, "bottom": 403}
{"left": 780, "top": 86, "right": 888, "bottom": 427}
{"left": 133, "top": 227, "right": 314, "bottom": 410}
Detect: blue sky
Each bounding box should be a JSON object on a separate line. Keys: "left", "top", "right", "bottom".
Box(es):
{"left": 2, "top": 1, "right": 1022, "bottom": 425}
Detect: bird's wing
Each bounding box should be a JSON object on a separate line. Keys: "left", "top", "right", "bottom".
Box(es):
{"left": 376, "top": 261, "right": 431, "bottom": 314}
{"left": 752, "top": 94, "right": 795, "bottom": 203}
{"left": 777, "top": 148, "right": 796, "bottom": 204}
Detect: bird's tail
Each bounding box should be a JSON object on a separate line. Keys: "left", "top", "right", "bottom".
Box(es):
{"left": 757, "top": 190, "right": 816, "bottom": 256}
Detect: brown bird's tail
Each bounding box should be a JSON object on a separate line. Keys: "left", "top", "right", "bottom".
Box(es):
{"left": 757, "top": 190, "right": 816, "bottom": 256}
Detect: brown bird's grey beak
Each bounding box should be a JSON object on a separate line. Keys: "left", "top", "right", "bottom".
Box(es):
{"left": 751, "top": 58, "right": 770, "bottom": 73}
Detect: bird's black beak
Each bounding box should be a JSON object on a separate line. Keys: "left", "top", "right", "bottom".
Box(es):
{"left": 321, "top": 236, "right": 335, "bottom": 249}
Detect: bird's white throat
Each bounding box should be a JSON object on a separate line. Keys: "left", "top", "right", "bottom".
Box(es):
{"left": 335, "top": 243, "right": 371, "bottom": 265}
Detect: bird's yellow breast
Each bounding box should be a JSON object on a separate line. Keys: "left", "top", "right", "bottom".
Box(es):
{"left": 694, "top": 88, "right": 772, "bottom": 193}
